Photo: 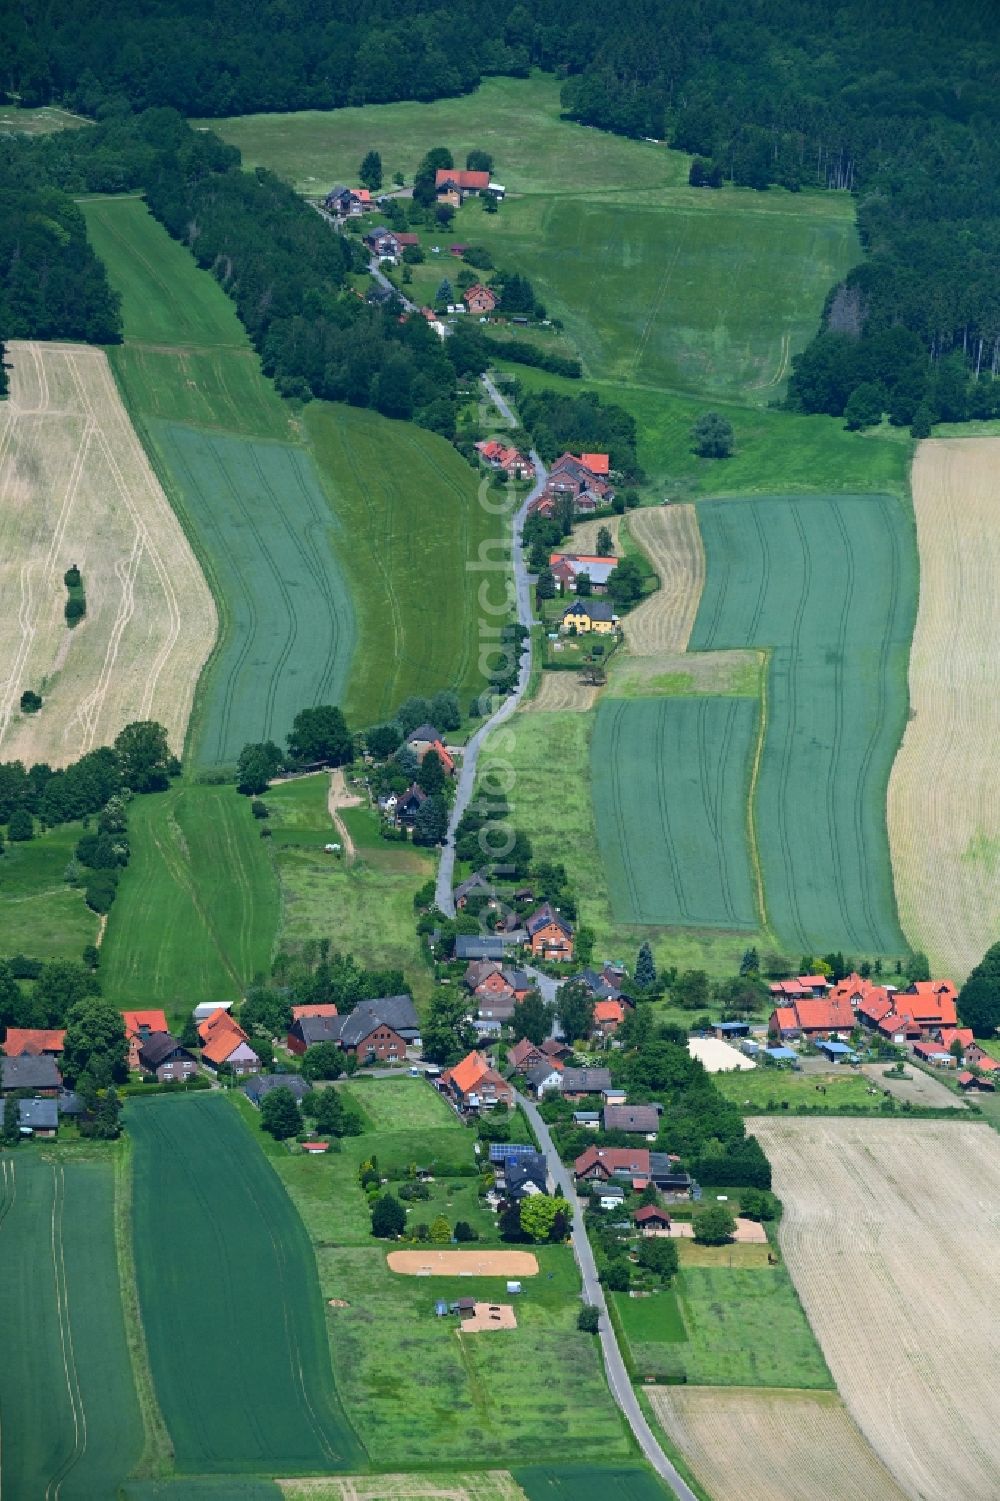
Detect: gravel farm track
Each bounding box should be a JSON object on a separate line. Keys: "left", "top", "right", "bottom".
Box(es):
{"left": 887, "top": 437, "right": 1000, "bottom": 978}
{"left": 753, "top": 1117, "right": 1000, "bottom": 1500}
{"left": 0, "top": 341, "right": 215, "bottom": 764}
{"left": 650, "top": 1386, "right": 909, "bottom": 1501}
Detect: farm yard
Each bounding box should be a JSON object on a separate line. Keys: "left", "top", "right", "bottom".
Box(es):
{"left": 754, "top": 1117, "right": 1000, "bottom": 1500}
{"left": 591, "top": 695, "right": 759, "bottom": 929}
{"left": 888, "top": 437, "right": 1000, "bottom": 979}
{"left": 649, "top": 1386, "right": 908, "bottom": 1501}
{"left": 127, "top": 1093, "right": 362, "bottom": 1474}
{"left": 0, "top": 1152, "right": 143, "bottom": 1499}
{"left": 0, "top": 340, "right": 215, "bottom": 765}
{"left": 691, "top": 492, "right": 916, "bottom": 957}
{"left": 99, "top": 784, "right": 279, "bottom": 1026}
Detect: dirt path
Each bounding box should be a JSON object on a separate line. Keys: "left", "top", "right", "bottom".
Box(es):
{"left": 328, "top": 769, "right": 361, "bottom": 865}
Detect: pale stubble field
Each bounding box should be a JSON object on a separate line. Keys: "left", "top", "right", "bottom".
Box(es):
{"left": 753, "top": 1117, "right": 1000, "bottom": 1500}
{"left": 0, "top": 341, "right": 215, "bottom": 764}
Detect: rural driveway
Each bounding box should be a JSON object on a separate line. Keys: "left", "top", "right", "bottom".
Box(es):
{"left": 435, "top": 387, "right": 545, "bottom": 914}
{"left": 517, "top": 1092, "right": 698, "bottom": 1501}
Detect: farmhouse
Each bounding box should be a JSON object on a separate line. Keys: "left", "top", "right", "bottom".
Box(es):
{"left": 122, "top": 1008, "right": 170, "bottom": 1071}
{"left": 560, "top": 600, "right": 619, "bottom": 636}
{"left": 2, "top": 1028, "right": 65, "bottom": 1057}
{"left": 441, "top": 1049, "right": 514, "bottom": 1111}
{"left": 769, "top": 994, "right": 855, "bottom": 1040}
{"left": 463, "top": 284, "right": 497, "bottom": 315}
{"left": 593, "top": 998, "right": 627, "bottom": 1036}
{"left": 137, "top": 1033, "right": 197, "bottom": 1082}
{"left": 1, "top": 1054, "right": 62, "bottom": 1094}
{"left": 475, "top": 440, "right": 535, "bottom": 480}
{"left": 363, "top": 226, "right": 400, "bottom": 259}
{"left": 525, "top": 902, "right": 575, "bottom": 960}
{"left": 338, "top": 1012, "right": 409, "bottom": 1066}
{"left": 549, "top": 553, "right": 618, "bottom": 594}
{"left": 291, "top": 1002, "right": 339, "bottom": 1023}
{"left": 769, "top": 975, "right": 832, "bottom": 1001}
{"left": 508, "top": 1037, "right": 546, "bottom": 1073}
{"left": 435, "top": 168, "right": 490, "bottom": 204}
{"left": 197, "top": 1007, "right": 261, "bottom": 1076}
{"left": 455, "top": 935, "right": 507, "bottom": 962}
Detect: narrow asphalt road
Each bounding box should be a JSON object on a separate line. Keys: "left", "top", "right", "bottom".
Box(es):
{"left": 517, "top": 1093, "right": 699, "bottom": 1501}
{"left": 435, "top": 381, "right": 545, "bottom": 914}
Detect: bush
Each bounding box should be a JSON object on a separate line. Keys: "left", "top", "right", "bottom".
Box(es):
{"left": 578, "top": 1303, "right": 600, "bottom": 1333}
{"left": 371, "top": 1193, "right": 406, "bottom": 1238}
{"left": 7, "top": 807, "right": 33, "bottom": 842}
{"left": 65, "top": 595, "right": 86, "bottom": 626}
{"left": 19, "top": 690, "right": 42, "bottom": 714}
{"left": 454, "top": 1219, "right": 478, "bottom": 1241}
{"left": 250, "top": 799, "right": 269, "bottom": 820}
{"left": 64, "top": 565, "right": 82, "bottom": 588}
{"left": 601, "top": 1258, "right": 630, "bottom": 1292}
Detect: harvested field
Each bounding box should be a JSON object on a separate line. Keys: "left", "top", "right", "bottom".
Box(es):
{"left": 887, "top": 438, "right": 1000, "bottom": 978}
{"left": 278, "top": 1473, "right": 525, "bottom": 1501}
{"left": 460, "top": 1302, "right": 517, "bottom": 1332}
{"left": 523, "top": 671, "right": 599, "bottom": 713}
{"left": 687, "top": 1037, "right": 755, "bottom": 1072}
{"left": 620, "top": 505, "right": 704, "bottom": 657}
{"left": 570, "top": 514, "right": 621, "bottom": 555}
{"left": 753, "top": 1117, "right": 1000, "bottom": 1500}
{"left": 387, "top": 1250, "right": 538, "bottom": 1277}
{"left": 650, "top": 1386, "right": 909, "bottom": 1501}
{"left": 861, "top": 1062, "right": 965, "bottom": 1110}
{"left": 0, "top": 341, "right": 215, "bottom": 764}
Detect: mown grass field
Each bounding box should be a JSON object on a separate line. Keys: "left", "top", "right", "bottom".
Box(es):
{"left": 264, "top": 775, "right": 432, "bottom": 1000}
{"left": 691, "top": 493, "right": 917, "bottom": 957}
{"left": 128, "top": 1094, "right": 362, "bottom": 1474}
{"left": 0, "top": 820, "right": 99, "bottom": 961}
{"left": 591, "top": 696, "right": 759, "bottom": 929}
{"left": 714, "top": 1067, "right": 882, "bottom": 1113}
{"left": 100, "top": 784, "right": 278, "bottom": 1024}
{"left": 238, "top": 1080, "right": 630, "bottom": 1469}
{"left": 0, "top": 1151, "right": 143, "bottom": 1498}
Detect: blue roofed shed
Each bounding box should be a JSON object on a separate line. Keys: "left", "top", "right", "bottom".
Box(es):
{"left": 766, "top": 1046, "right": 798, "bottom": 1063}
{"left": 816, "top": 1040, "right": 856, "bottom": 1062}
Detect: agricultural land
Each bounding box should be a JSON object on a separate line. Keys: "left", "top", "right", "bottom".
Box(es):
{"left": 888, "top": 437, "right": 1000, "bottom": 978}
{"left": 650, "top": 1386, "right": 908, "bottom": 1501}
{"left": 754, "top": 1117, "right": 1000, "bottom": 1499}
{"left": 0, "top": 818, "right": 100, "bottom": 960}
{"left": 0, "top": 339, "right": 215, "bottom": 765}
{"left": 0, "top": 1150, "right": 144, "bottom": 1498}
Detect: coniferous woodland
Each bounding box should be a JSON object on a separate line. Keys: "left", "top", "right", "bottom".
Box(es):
{"left": 1, "top": 0, "right": 998, "bottom": 425}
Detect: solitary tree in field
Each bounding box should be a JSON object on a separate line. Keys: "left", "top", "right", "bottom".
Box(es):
{"left": 359, "top": 150, "right": 383, "bottom": 190}
{"left": 691, "top": 411, "right": 735, "bottom": 458}
{"left": 371, "top": 1192, "right": 406, "bottom": 1239}
{"left": 635, "top": 941, "right": 657, "bottom": 991}
{"left": 596, "top": 525, "right": 614, "bottom": 556}
{"left": 260, "top": 1086, "right": 303, "bottom": 1139}
{"left": 114, "top": 720, "right": 177, "bottom": 792}
{"left": 19, "top": 690, "right": 42, "bottom": 714}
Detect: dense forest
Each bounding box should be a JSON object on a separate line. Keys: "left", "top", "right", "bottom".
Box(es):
{"left": 1, "top": 0, "right": 998, "bottom": 426}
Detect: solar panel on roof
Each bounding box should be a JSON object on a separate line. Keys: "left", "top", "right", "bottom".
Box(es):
{"left": 488, "top": 1142, "right": 541, "bottom": 1163}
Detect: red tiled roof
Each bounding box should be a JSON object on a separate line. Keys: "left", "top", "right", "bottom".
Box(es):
{"left": 2, "top": 1028, "right": 66, "bottom": 1056}
{"left": 772, "top": 1006, "right": 798, "bottom": 1032}
{"left": 429, "top": 740, "right": 455, "bottom": 775}
{"left": 937, "top": 1027, "right": 973, "bottom": 1050}
{"left": 292, "top": 1003, "right": 339, "bottom": 1021}
{"left": 435, "top": 169, "right": 489, "bottom": 190}
{"left": 444, "top": 1050, "right": 491, "bottom": 1096}
{"left": 574, "top": 1145, "right": 651, "bottom": 1177}
{"left": 198, "top": 1007, "right": 247, "bottom": 1045}
{"left": 857, "top": 988, "right": 893, "bottom": 1023}
{"left": 201, "top": 1028, "right": 252, "bottom": 1065}
{"left": 122, "top": 1009, "right": 169, "bottom": 1038}
{"left": 581, "top": 453, "right": 609, "bottom": 474}
{"left": 508, "top": 1038, "right": 542, "bottom": 1070}
{"left": 794, "top": 997, "right": 854, "bottom": 1031}
{"left": 901, "top": 981, "right": 958, "bottom": 1025}
{"left": 634, "top": 1204, "right": 670, "bottom": 1224}
{"left": 395, "top": 232, "right": 420, "bottom": 246}
{"left": 594, "top": 999, "right": 625, "bottom": 1025}
{"left": 974, "top": 1053, "right": 1000, "bottom": 1072}
{"left": 957, "top": 1071, "right": 975, "bottom": 1086}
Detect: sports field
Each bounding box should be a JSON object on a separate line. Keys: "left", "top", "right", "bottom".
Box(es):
{"left": 650, "top": 1386, "right": 908, "bottom": 1501}
{"left": 0, "top": 819, "right": 100, "bottom": 960}
{"left": 128, "top": 1094, "right": 362, "bottom": 1473}
{"left": 0, "top": 1152, "right": 143, "bottom": 1498}
{"left": 691, "top": 493, "right": 916, "bottom": 956}
{"left": 754, "top": 1117, "right": 1000, "bottom": 1499}
{"left": 888, "top": 438, "right": 1000, "bottom": 978}
{"left": 99, "top": 784, "right": 279, "bottom": 1022}
{"left": 591, "top": 696, "right": 759, "bottom": 929}
{"left": 0, "top": 340, "right": 215, "bottom": 765}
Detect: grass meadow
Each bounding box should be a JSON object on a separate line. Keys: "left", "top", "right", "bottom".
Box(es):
{"left": 0, "top": 1151, "right": 144, "bottom": 1498}
{"left": 100, "top": 784, "right": 278, "bottom": 1025}
{"left": 127, "top": 1093, "right": 363, "bottom": 1473}
{"left": 0, "top": 104, "right": 90, "bottom": 135}
{"left": 0, "top": 820, "right": 99, "bottom": 961}
{"left": 591, "top": 696, "right": 759, "bottom": 930}
{"left": 714, "top": 1067, "right": 883, "bottom": 1113}
{"left": 691, "top": 493, "right": 917, "bottom": 957}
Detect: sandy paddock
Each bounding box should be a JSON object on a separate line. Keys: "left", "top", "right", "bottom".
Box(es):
{"left": 459, "top": 1302, "right": 517, "bottom": 1332}
{"left": 668, "top": 1216, "right": 767, "bottom": 1244}
{"left": 387, "top": 1249, "right": 539, "bottom": 1277}
{"left": 0, "top": 341, "right": 215, "bottom": 764}
{"left": 687, "top": 1037, "right": 755, "bottom": 1073}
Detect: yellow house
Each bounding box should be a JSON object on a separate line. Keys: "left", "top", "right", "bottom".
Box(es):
{"left": 560, "top": 600, "right": 619, "bottom": 635}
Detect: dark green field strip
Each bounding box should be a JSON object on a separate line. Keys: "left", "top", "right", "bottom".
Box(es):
{"left": 124, "top": 1481, "right": 281, "bottom": 1499}
{"left": 591, "top": 696, "right": 759, "bottom": 929}
{"left": 0, "top": 1153, "right": 143, "bottom": 1498}
{"left": 100, "top": 784, "right": 279, "bottom": 1020}
{"left": 128, "top": 1094, "right": 362, "bottom": 1474}
{"left": 691, "top": 493, "right": 916, "bottom": 955}
{"left": 146, "top": 421, "right": 357, "bottom": 765}
{"left": 515, "top": 1464, "right": 671, "bottom": 1501}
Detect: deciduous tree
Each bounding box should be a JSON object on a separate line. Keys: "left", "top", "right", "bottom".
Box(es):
{"left": 260, "top": 1086, "right": 303, "bottom": 1139}
{"left": 371, "top": 1193, "right": 406, "bottom": 1238}
{"left": 691, "top": 411, "right": 734, "bottom": 458}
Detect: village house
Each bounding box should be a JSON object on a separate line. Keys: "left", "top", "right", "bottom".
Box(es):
{"left": 964, "top": 1042, "right": 1000, "bottom": 1074}
{"left": 434, "top": 168, "right": 490, "bottom": 205}
{"left": 197, "top": 1007, "right": 260, "bottom": 1077}
{"left": 463, "top": 283, "right": 497, "bottom": 316}
{"left": 288, "top": 995, "right": 418, "bottom": 1063}
{"left": 404, "top": 725, "right": 456, "bottom": 775}
{"left": 507, "top": 1036, "right": 546, "bottom": 1074}
{"left": 603, "top": 1103, "right": 661, "bottom": 1136}
{"left": 549, "top": 553, "right": 618, "bottom": 595}
{"left": 489, "top": 1142, "right": 548, "bottom": 1200}
{"left": 122, "top": 1008, "right": 170, "bottom": 1072}
{"left": 138, "top": 1033, "right": 198, "bottom": 1084}
{"left": 523, "top": 1060, "right": 565, "bottom": 1098}
{"left": 769, "top": 974, "right": 832, "bottom": 1001}
{"left": 593, "top": 998, "right": 627, "bottom": 1037}
{"left": 475, "top": 439, "right": 535, "bottom": 480}
{"left": 324, "top": 185, "right": 373, "bottom": 217}
{"left": 396, "top": 783, "right": 428, "bottom": 827}
{"left": 2, "top": 1027, "right": 65, "bottom": 1058}
{"left": 560, "top": 1066, "right": 613, "bottom": 1100}
{"left": 363, "top": 226, "right": 400, "bottom": 260}
{"left": 560, "top": 599, "right": 619, "bottom": 636}
{"left": 575, "top": 1145, "right": 651, "bottom": 1182}
{"left": 525, "top": 901, "right": 575, "bottom": 961}
{"left": 0, "top": 1096, "right": 59, "bottom": 1138}
{"left": 243, "top": 1073, "right": 310, "bottom": 1107}
{"left": 455, "top": 934, "right": 508, "bottom": 962}
{"left": 1, "top": 1053, "right": 62, "bottom": 1094}
{"left": 634, "top": 1203, "right": 672, "bottom": 1236}
{"left": 441, "top": 1049, "right": 514, "bottom": 1111}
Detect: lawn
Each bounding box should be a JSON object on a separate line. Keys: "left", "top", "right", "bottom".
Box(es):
{"left": 264, "top": 775, "right": 433, "bottom": 999}
{"left": 142, "top": 418, "right": 356, "bottom": 766}
{"left": 691, "top": 493, "right": 917, "bottom": 957}
{"left": 99, "top": 784, "right": 279, "bottom": 1026}
{"left": 714, "top": 1067, "right": 881, "bottom": 1113}
{"left": 0, "top": 820, "right": 99, "bottom": 962}
{"left": 338, "top": 1075, "right": 456, "bottom": 1132}
{"left": 127, "top": 1093, "right": 362, "bottom": 1473}
{"left": 612, "top": 1289, "right": 687, "bottom": 1344}
{"left": 591, "top": 695, "right": 759, "bottom": 929}
{"left": 0, "top": 1151, "right": 144, "bottom": 1498}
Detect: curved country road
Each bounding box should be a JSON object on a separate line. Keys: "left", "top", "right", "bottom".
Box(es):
{"left": 517, "top": 1093, "right": 699, "bottom": 1501}
{"left": 435, "top": 380, "right": 545, "bottom": 914}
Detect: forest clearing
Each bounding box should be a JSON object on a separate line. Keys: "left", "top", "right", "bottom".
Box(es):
{"left": 0, "top": 341, "right": 215, "bottom": 765}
